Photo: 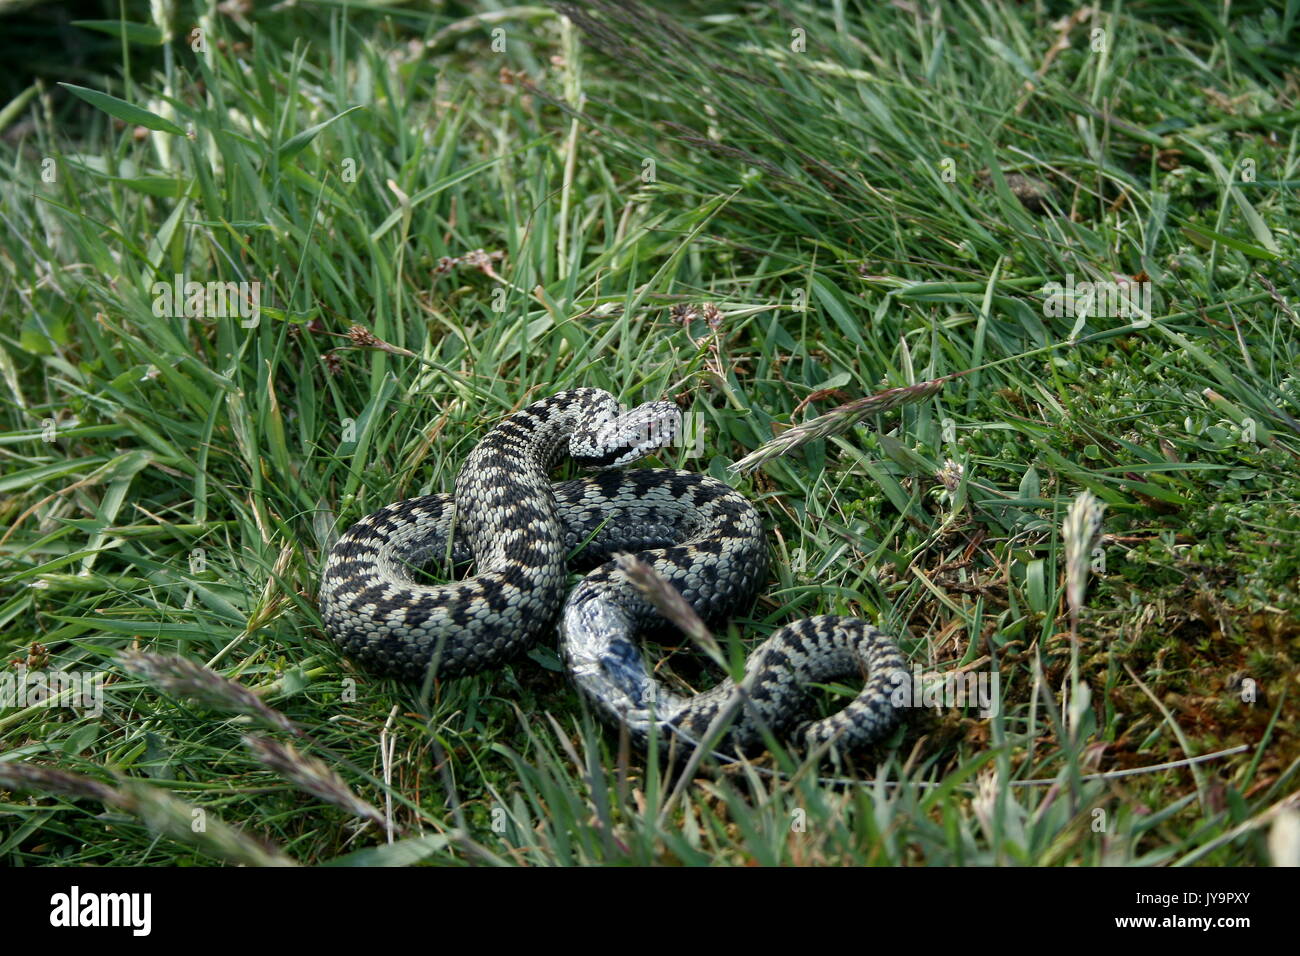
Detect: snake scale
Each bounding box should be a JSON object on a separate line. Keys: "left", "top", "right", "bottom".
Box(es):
{"left": 320, "top": 387, "right": 907, "bottom": 756}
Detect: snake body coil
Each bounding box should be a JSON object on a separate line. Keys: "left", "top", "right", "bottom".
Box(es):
{"left": 320, "top": 387, "right": 906, "bottom": 756}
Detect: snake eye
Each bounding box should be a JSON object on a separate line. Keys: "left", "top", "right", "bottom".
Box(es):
{"left": 571, "top": 400, "right": 682, "bottom": 468}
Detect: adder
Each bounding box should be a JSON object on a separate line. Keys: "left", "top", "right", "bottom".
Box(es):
{"left": 319, "top": 387, "right": 906, "bottom": 756}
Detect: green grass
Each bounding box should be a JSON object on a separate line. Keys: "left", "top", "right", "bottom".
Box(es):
{"left": 0, "top": 0, "right": 1297, "bottom": 866}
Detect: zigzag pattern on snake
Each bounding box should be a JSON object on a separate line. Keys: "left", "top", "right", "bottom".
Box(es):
{"left": 319, "top": 387, "right": 907, "bottom": 756}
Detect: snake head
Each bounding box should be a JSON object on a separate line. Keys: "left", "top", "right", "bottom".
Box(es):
{"left": 570, "top": 400, "right": 682, "bottom": 469}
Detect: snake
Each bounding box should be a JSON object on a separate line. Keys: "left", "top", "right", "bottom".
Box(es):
{"left": 319, "top": 387, "right": 907, "bottom": 757}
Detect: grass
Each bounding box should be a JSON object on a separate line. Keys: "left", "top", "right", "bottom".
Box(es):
{"left": 0, "top": 0, "right": 1297, "bottom": 866}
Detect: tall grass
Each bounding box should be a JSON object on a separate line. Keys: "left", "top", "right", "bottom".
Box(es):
{"left": 0, "top": 0, "right": 1296, "bottom": 865}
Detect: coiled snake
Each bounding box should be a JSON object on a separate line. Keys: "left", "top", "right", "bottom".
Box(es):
{"left": 320, "top": 387, "right": 906, "bottom": 756}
